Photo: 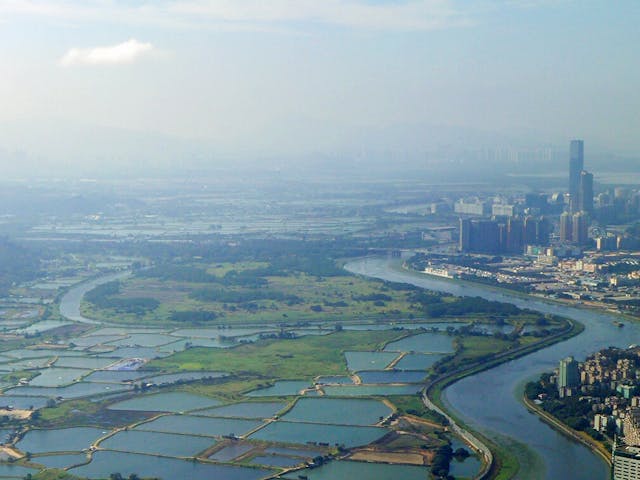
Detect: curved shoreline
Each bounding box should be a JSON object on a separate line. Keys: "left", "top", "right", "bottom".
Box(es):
{"left": 409, "top": 262, "right": 636, "bottom": 325}
{"left": 422, "top": 317, "right": 582, "bottom": 479}
{"left": 346, "top": 256, "right": 610, "bottom": 479}
{"left": 408, "top": 262, "right": 625, "bottom": 475}
{"left": 521, "top": 394, "right": 612, "bottom": 466}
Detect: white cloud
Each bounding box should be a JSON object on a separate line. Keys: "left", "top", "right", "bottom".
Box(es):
{"left": 59, "top": 39, "right": 154, "bottom": 67}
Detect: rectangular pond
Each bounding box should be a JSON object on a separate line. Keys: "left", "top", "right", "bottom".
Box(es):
{"left": 69, "top": 335, "right": 126, "bottom": 348}
{"left": 282, "top": 398, "right": 391, "bottom": 426}
{"left": 29, "top": 368, "right": 93, "bottom": 387}
{"left": 209, "top": 443, "right": 255, "bottom": 462}
{"left": 84, "top": 370, "right": 151, "bottom": 384}
{"left": 249, "top": 421, "right": 388, "bottom": 448}
{"left": 69, "top": 451, "right": 271, "bottom": 480}
{"left": 108, "top": 392, "right": 221, "bottom": 412}
{"left": 16, "top": 427, "right": 106, "bottom": 454}
{"left": 33, "top": 453, "right": 89, "bottom": 470}
{"left": 246, "top": 381, "right": 310, "bottom": 397}
{"left": 383, "top": 332, "right": 454, "bottom": 354}
{"left": 197, "top": 402, "right": 286, "bottom": 419}
{"left": 0, "top": 396, "right": 49, "bottom": 410}
{"left": 393, "top": 353, "right": 445, "bottom": 370}
{"left": 100, "top": 430, "right": 215, "bottom": 457}
{"left": 108, "top": 333, "right": 179, "bottom": 348}
{"left": 7, "top": 382, "right": 132, "bottom": 399}
{"left": 357, "top": 370, "right": 427, "bottom": 384}
{"left": 344, "top": 351, "right": 399, "bottom": 372}
{"left": 54, "top": 356, "right": 118, "bottom": 369}
{"left": 136, "top": 415, "right": 263, "bottom": 437}
{"left": 315, "top": 375, "right": 354, "bottom": 385}
{"left": 322, "top": 385, "right": 422, "bottom": 397}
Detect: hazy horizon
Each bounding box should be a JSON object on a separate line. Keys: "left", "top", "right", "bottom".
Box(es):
{"left": 1, "top": 1, "right": 639, "bottom": 175}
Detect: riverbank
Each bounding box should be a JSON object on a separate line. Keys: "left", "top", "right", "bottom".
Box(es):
{"left": 405, "top": 262, "right": 637, "bottom": 326}
{"left": 521, "top": 395, "right": 612, "bottom": 466}
{"left": 423, "top": 314, "right": 584, "bottom": 479}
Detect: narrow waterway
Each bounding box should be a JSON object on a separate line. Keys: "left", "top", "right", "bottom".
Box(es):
{"left": 59, "top": 271, "right": 130, "bottom": 325}
{"left": 345, "top": 256, "right": 626, "bottom": 480}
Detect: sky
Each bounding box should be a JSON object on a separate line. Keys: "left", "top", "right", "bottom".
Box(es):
{"left": 0, "top": 0, "right": 639, "bottom": 171}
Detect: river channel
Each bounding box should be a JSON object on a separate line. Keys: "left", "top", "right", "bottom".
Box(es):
{"left": 59, "top": 271, "right": 130, "bottom": 325}
{"left": 345, "top": 256, "right": 628, "bottom": 480}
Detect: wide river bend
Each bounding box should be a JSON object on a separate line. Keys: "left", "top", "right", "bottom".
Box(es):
{"left": 345, "top": 256, "right": 628, "bottom": 480}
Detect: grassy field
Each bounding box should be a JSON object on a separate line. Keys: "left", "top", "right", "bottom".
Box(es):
{"left": 80, "top": 271, "right": 421, "bottom": 325}
{"left": 151, "top": 329, "right": 402, "bottom": 379}
{"left": 79, "top": 259, "right": 556, "bottom": 331}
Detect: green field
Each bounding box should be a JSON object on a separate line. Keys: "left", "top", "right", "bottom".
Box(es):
{"left": 150, "top": 329, "right": 402, "bottom": 398}
{"left": 79, "top": 259, "right": 553, "bottom": 330}
{"left": 80, "top": 272, "right": 418, "bottom": 325}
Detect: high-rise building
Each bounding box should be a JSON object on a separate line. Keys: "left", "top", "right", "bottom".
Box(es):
{"left": 506, "top": 217, "right": 524, "bottom": 253}
{"left": 460, "top": 215, "right": 549, "bottom": 253}
{"left": 613, "top": 447, "right": 640, "bottom": 480}
{"left": 536, "top": 217, "right": 551, "bottom": 246}
{"left": 572, "top": 211, "right": 590, "bottom": 245}
{"left": 578, "top": 170, "right": 594, "bottom": 214}
{"left": 569, "top": 140, "right": 584, "bottom": 212}
{"left": 559, "top": 212, "right": 572, "bottom": 243}
{"left": 524, "top": 216, "right": 537, "bottom": 245}
{"left": 558, "top": 356, "right": 580, "bottom": 394}
{"left": 474, "top": 220, "right": 500, "bottom": 253}
{"left": 459, "top": 218, "right": 471, "bottom": 251}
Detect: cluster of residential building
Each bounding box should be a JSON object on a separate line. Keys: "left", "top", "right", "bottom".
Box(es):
{"left": 551, "top": 350, "right": 640, "bottom": 480}
{"left": 420, "top": 250, "right": 640, "bottom": 316}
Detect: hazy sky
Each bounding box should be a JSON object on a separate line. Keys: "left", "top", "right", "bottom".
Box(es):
{"left": 0, "top": 0, "right": 639, "bottom": 162}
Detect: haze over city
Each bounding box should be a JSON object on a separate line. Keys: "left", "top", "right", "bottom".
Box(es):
{"left": 1, "top": 1, "right": 639, "bottom": 175}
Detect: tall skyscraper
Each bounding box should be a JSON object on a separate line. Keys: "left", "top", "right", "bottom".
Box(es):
{"left": 558, "top": 356, "right": 580, "bottom": 395}
{"left": 506, "top": 217, "right": 524, "bottom": 253}
{"left": 559, "top": 212, "right": 572, "bottom": 243}
{"left": 578, "top": 170, "right": 594, "bottom": 214}
{"left": 569, "top": 140, "right": 584, "bottom": 212}
{"left": 572, "top": 211, "right": 590, "bottom": 245}
{"left": 459, "top": 218, "right": 471, "bottom": 251}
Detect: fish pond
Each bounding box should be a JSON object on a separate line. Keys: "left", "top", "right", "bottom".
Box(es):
{"left": 69, "top": 451, "right": 271, "bottom": 480}
{"left": 343, "top": 351, "right": 398, "bottom": 372}
{"left": 250, "top": 421, "right": 388, "bottom": 448}
{"left": 136, "top": 415, "right": 263, "bottom": 437}
{"left": 197, "top": 401, "right": 286, "bottom": 419}
{"left": 100, "top": 430, "right": 215, "bottom": 457}
{"left": 282, "top": 398, "right": 391, "bottom": 426}
{"left": 246, "top": 381, "right": 310, "bottom": 397}
{"left": 108, "top": 392, "right": 221, "bottom": 412}
{"left": 383, "top": 332, "right": 454, "bottom": 353}
{"left": 16, "top": 427, "right": 106, "bottom": 454}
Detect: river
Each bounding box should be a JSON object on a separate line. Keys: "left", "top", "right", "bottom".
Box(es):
{"left": 345, "top": 256, "right": 629, "bottom": 480}
{"left": 59, "top": 271, "right": 131, "bottom": 325}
